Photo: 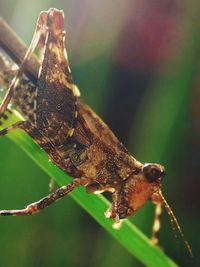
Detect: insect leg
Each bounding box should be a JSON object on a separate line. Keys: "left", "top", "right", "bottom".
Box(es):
{"left": 0, "top": 180, "right": 80, "bottom": 216}
{"left": 0, "top": 121, "right": 53, "bottom": 155}
{"left": 0, "top": 11, "right": 47, "bottom": 114}
{"left": 0, "top": 121, "right": 25, "bottom": 137}
{"left": 151, "top": 203, "right": 163, "bottom": 245}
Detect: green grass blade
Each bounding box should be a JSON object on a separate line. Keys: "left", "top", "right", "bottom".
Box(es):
{"left": 0, "top": 110, "right": 177, "bottom": 267}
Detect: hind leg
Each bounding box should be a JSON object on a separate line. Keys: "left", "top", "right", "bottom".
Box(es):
{"left": 0, "top": 11, "right": 48, "bottom": 114}
{"left": 0, "top": 179, "right": 80, "bottom": 216}
{"left": 0, "top": 121, "right": 26, "bottom": 137}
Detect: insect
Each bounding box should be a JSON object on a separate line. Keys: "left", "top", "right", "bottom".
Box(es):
{"left": 0, "top": 8, "right": 192, "bottom": 255}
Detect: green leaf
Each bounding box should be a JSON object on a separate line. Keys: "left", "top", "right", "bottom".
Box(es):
{"left": 0, "top": 109, "right": 177, "bottom": 267}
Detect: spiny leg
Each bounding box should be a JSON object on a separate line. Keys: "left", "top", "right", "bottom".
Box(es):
{"left": 0, "top": 11, "right": 48, "bottom": 114}
{"left": 0, "top": 120, "right": 78, "bottom": 216}
{"left": 151, "top": 203, "right": 163, "bottom": 245}
{"left": 2, "top": 119, "right": 69, "bottom": 165}
{"left": 0, "top": 121, "right": 67, "bottom": 176}
{"left": 0, "top": 121, "right": 26, "bottom": 137}
{"left": 0, "top": 120, "right": 43, "bottom": 141}
{"left": 0, "top": 120, "right": 64, "bottom": 171}
{"left": 0, "top": 116, "right": 54, "bottom": 154}
{"left": 0, "top": 180, "right": 79, "bottom": 216}
{"left": 0, "top": 120, "right": 41, "bottom": 139}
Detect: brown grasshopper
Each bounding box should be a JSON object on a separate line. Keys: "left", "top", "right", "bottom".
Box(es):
{"left": 0, "top": 8, "right": 192, "bottom": 255}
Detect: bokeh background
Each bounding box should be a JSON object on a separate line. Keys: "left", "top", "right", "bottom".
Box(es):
{"left": 0, "top": 0, "right": 200, "bottom": 266}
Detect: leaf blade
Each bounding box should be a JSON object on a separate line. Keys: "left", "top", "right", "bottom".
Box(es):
{"left": 0, "top": 110, "right": 177, "bottom": 267}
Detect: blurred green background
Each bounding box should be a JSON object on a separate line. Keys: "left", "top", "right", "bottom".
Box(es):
{"left": 0, "top": 0, "right": 200, "bottom": 266}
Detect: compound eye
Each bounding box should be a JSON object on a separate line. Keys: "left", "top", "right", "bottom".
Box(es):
{"left": 143, "top": 164, "right": 165, "bottom": 182}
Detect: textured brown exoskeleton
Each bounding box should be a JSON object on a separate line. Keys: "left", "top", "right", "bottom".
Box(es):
{"left": 0, "top": 8, "right": 192, "bottom": 255}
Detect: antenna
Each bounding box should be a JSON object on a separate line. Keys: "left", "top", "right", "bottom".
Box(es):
{"left": 158, "top": 191, "right": 193, "bottom": 257}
